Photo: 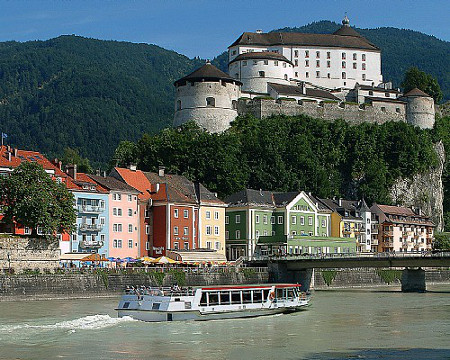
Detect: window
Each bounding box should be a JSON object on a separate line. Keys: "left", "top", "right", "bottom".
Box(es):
{"left": 206, "top": 211, "right": 211, "bottom": 219}
{"left": 236, "top": 230, "right": 241, "bottom": 239}
{"left": 308, "top": 216, "right": 313, "bottom": 226}
{"left": 206, "top": 225, "right": 212, "bottom": 235}
{"left": 385, "top": 92, "right": 390, "bottom": 97}
{"left": 295, "top": 72, "right": 298, "bottom": 77}
{"left": 117, "top": 208, "right": 122, "bottom": 216}
{"left": 113, "top": 239, "right": 118, "bottom": 248}
{"left": 128, "top": 209, "right": 132, "bottom": 216}
{"left": 256, "top": 215, "right": 260, "bottom": 224}
{"left": 362, "top": 54, "right": 366, "bottom": 61}
{"left": 128, "top": 239, "right": 133, "bottom": 248}
{"left": 242, "top": 60, "right": 247, "bottom": 66}
{"left": 362, "top": 63, "right": 366, "bottom": 70}
{"left": 381, "top": 106, "right": 386, "bottom": 112}
{"left": 283, "top": 62, "right": 286, "bottom": 68}
{"left": 128, "top": 224, "right": 133, "bottom": 233}
{"left": 113, "top": 208, "right": 117, "bottom": 216}
{"left": 99, "top": 200, "right": 105, "bottom": 209}
{"left": 274, "top": 60, "right": 278, "bottom": 66}
{"left": 232, "top": 100, "right": 237, "bottom": 109}
{"left": 316, "top": 60, "right": 320, "bottom": 67}
{"left": 353, "top": 63, "right": 357, "bottom": 69}
{"left": 322, "top": 219, "right": 326, "bottom": 227}
{"left": 263, "top": 230, "right": 268, "bottom": 236}
{"left": 206, "top": 97, "right": 215, "bottom": 107}
{"left": 184, "top": 227, "right": 189, "bottom": 236}
{"left": 342, "top": 61, "right": 346, "bottom": 68}
{"left": 353, "top": 53, "right": 357, "bottom": 60}
{"left": 305, "top": 60, "right": 309, "bottom": 67}
{"left": 263, "top": 60, "right": 268, "bottom": 65}
{"left": 256, "top": 230, "right": 260, "bottom": 239}
{"left": 306, "top": 72, "right": 309, "bottom": 78}
{"left": 259, "top": 71, "right": 265, "bottom": 77}
{"left": 327, "top": 73, "right": 331, "bottom": 79}
{"left": 272, "top": 231, "right": 276, "bottom": 236}
{"left": 327, "top": 61, "right": 330, "bottom": 68}
{"left": 213, "top": 211, "right": 219, "bottom": 220}
{"left": 294, "top": 50, "right": 298, "bottom": 57}
{"left": 342, "top": 72, "right": 346, "bottom": 79}
{"left": 342, "top": 52, "right": 346, "bottom": 59}
{"left": 369, "top": 90, "right": 373, "bottom": 95}
{"left": 253, "top": 60, "right": 258, "bottom": 65}
{"left": 101, "top": 234, "right": 105, "bottom": 243}
{"left": 263, "top": 215, "right": 268, "bottom": 224}
{"left": 146, "top": 242, "right": 150, "bottom": 250}
{"left": 316, "top": 71, "right": 320, "bottom": 78}
{"left": 294, "top": 59, "right": 298, "bottom": 66}
{"left": 144, "top": 208, "right": 149, "bottom": 218}
{"left": 235, "top": 215, "right": 241, "bottom": 223}
{"left": 174, "top": 209, "right": 179, "bottom": 218}
{"left": 128, "top": 195, "right": 132, "bottom": 202}
{"left": 145, "top": 225, "right": 150, "bottom": 235}
{"left": 173, "top": 242, "right": 179, "bottom": 250}
{"left": 206, "top": 241, "right": 211, "bottom": 250}
{"left": 291, "top": 216, "right": 297, "bottom": 225}
{"left": 284, "top": 74, "right": 288, "bottom": 80}
{"left": 300, "top": 216, "right": 305, "bottom": 226}
{"left": 184, "top": 242, "right": 189, "bottom": 250}
{"left": 270, "top": 216, "right": 275, "bottom": 224}
{"left": 396, "top": 107, "right": 401, "bottom": 113}
{"left": 215, "top": 242, "right": 220, "bottom": 250}
{"left": 225, "top": 231, "right": 229, "bottom": 240}
{"left": 327, "top": 51, "right": 330, "bottom": 59}
{"left": 278, "top": 216, "right": 283, "bottom": 224}
{"left": 214, "top": 226, "right": 219, "bottom": 236}
{"left": 305, "top": 50, "right": 309, "bottom": 58}
{"left": 174, "top": 226, "right": 179, "bottom": 235}
{"left": 184, "top": 210, "right": 189, "bottom": 218}
{"left": 316, "top": 51, "right": 320, "bottom": 58}
{"left": 232, "top": 50, "right": 236, "bottom": 55}
{"left": 362, "top": 74, "right": 366, "bottom": 81}
{"left": 117, "top": 239, "right": 122, "bottom": 248}
{"left": 225, "top": 216, "right": 229, "bottom": 224}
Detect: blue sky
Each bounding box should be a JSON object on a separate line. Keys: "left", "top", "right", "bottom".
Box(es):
{"left": 0, "top": 0, "right": 448, "bottom": 59}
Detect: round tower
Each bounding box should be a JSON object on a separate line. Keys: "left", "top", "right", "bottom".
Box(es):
{"left": 173, "top": 62, "right": 242, "bottom": 133}
{"left": 403, "top": 88, "right": 435, "bottom": 129}
{"left": 228, "top": 52, "right": 294, "bottom": 94}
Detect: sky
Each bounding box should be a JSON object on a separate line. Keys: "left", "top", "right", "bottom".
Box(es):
{"left": 0, "top": 0, "right": 448, "bottom": 59}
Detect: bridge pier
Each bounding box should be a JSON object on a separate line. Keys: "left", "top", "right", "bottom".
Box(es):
{"left": 268, "top": 262, "right": 312, "bottom": 292}
{"left": 401, "top": 268, "right": 426, "bottom": 292}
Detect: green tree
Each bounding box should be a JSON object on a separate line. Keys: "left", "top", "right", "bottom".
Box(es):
{"left": 61, "top": 147, "right": 93, "bottom": 174}
{"left": 432, "top": 232, "right": 450, "bottom": 250}
{"left": 111, "top": 140, "right": 138, "bottom": 168}
{"left": 0, "top": 162, "right": 76, "bottom": 237}
{"left": 401, "top": 67, "right": 443, "bottom": 103}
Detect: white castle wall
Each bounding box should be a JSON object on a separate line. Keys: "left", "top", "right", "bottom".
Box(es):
{"left": 174, "top": 80, "right": 240, "bottom": 133}
{"left": 405, "top": 96, "right": 435, "bottom": 129}
{"left": 228, "top": 58, "right": 293, "bottom": 94}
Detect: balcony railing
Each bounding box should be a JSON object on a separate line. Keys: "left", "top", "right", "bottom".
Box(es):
{"left": 382, "top": 241, "right": 393, "bottom": 247}
{"left": 80, "top": 240, "right": 104, "bottom": 249}
{"left": 78, "top": 205, "right": 104, "bottom": 214}
{"left": 371, "top": 227, "right": 378, "bottom": 234}
{"left": 79, "top": 223, "right": 103, "bottom": 232}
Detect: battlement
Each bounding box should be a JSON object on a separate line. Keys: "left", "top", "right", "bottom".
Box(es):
{"left": 238, "top": 98, "right": 407, "bottom": 125}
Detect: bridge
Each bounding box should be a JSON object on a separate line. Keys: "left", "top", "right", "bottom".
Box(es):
{"left": 249, "top": 252, "right": 450, "bottom": 292}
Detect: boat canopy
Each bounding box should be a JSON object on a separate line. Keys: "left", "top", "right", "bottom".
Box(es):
{"left": 167, "top": 250, "right": 227, "bottom": 263}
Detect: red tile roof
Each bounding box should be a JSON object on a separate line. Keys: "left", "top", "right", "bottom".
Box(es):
{"left": 112, "top": 167, "right": 153, "bottom": 200}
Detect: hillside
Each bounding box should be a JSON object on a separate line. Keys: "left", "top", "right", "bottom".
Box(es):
{"left": 0, "top": 35, "right": 203, "bottom": 164}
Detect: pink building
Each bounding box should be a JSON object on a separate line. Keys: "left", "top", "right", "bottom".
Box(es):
{"left": 89, "top": 175, "right": 141, "bottom": 259}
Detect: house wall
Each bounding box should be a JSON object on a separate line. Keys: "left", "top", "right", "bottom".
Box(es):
{"left": 199, "top": 206, "right": 226, "bottom": 254}
{"left": 152, "top": 205, "right": 167, "bottom": 256}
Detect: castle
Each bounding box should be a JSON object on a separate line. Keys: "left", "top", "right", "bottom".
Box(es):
{"left": 173, "top": 17, "right": 435, "bottom": 132}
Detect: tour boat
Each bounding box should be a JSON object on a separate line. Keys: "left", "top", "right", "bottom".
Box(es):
{"left": 116, "top": 284, "right": 310, "bottom": 322}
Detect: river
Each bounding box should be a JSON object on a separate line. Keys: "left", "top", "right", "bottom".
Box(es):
{"left": 0, "top": 285, "right": 449, "bottom": 360}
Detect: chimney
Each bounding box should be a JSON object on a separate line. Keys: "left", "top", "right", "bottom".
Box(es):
{"left": 103, "top": 171, "right": 106, "bottom": 177}
{"left": 338, "top": 198, "right": 342, "bottom": 207}
{"left": 6, "top": 145, "right": 10, "bottom": 152}
{"left": 58, "top": 161, "right": 62, "bottom": 170}
{"left": 158, "top": 166, "right": 165, "bottom": 177}
{"left": 66, "top": 164, "right": 77, "bottom": 180}
{"left": 7, "top": 152, "right": 11, "bottom": 162}
{"left": 128, "top": 164, "right": 137, "bottom": 171}
{"left": 13, "top": 148, "right": 18, "bottom": 157}
{"left": 259, "top": 188, "right": 263, "bottom": 196}
{"left": 155, "top": 183, "right": 160, "bottom": 193}
{"left": 96, "top": 169, "right": 100, "bottom": 176}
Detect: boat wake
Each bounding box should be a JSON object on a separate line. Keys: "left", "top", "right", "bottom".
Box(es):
{"left": 0, "top": 314, "right": 136, "bottom": 333}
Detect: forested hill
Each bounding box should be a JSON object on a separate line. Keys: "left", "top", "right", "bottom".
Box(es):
{"left": 213, "top": 21, "right": 450, "bottom": 101}
{"left": 0, "top": 35, "right": 202, "bottom": 164}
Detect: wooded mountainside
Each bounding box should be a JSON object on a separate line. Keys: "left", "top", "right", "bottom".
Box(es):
{"left": 0, "top": 21, "right": 448, "bottom": 165}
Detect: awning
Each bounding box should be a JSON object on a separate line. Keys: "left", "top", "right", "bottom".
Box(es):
{"left": 167, "top": 251, "right": 227, "bottom": 263}
{"left": 80, "top": 253, "right": 109, "bottom": 262}
{"left": 60, "top": 253, "right": 91, "bottom": 261}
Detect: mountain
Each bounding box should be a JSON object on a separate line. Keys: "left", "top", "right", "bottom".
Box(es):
{"left": 0, "top": 35, "right": 203, "bottom": 165}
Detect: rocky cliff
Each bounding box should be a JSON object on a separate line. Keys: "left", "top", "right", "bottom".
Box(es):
{"left": 390, "top": 141, "right": 445, "bottom": 231}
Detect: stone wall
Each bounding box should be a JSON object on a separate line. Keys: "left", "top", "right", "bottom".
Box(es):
{"left": 238, "top": 98, "right": 406, "bottom": 125}
{"left": 0, "top": 270, "right": 269, "bottom": 300}
{"left": 0, "top": 236, "right": 59, "bottom": 273}
{"left": 390, "top": 141, "right": 445, "bottom": 231}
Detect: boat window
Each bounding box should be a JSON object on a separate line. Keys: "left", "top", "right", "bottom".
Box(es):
{"left": 220, "top": 292, "right": 230, "bottom": 305}
{"left": 231, "top": 292, "right": 241, "bottom": 304}
{"left": 276, "top": 288, "right": 284, "bottom": 299}
{"left": 287, "top": 289, "right": 295, "bottom": 299}
{"left": 242, "top": 291, "right": 252, "bottom": 304}
{"left": 200, "top": 292, "right": 207, "bottom": 306}
{"left": 209, "top": 293, "right": 219, "bottom": 306}
{"left": 123, "top": 302, "right": 130, "bottom": 309}
{"left": 152, "top": 303, "right": 160, "bottom": 310}
{"left": 253, "top": 290, "right": 263, "bottom": 303}
{"left": 185, "top": 301, "right": 192, "bottom": 310}
{"left": 262, "top": 289, "right": 270, "bottom": 301}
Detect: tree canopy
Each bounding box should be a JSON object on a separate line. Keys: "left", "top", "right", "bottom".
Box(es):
{"left": 0, "top": 162, "right": 76, "bottom": 237}
{"left": 401, "top": 67, "right": 443, "bottom": 103}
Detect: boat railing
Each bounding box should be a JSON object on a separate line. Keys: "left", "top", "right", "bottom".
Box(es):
{"left": 124, "top": 286, "right": 196, "bottom": 297}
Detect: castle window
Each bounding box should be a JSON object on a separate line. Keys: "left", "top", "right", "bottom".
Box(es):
{"left": 381, "top": 106, "right": 386, "bottom": 112}
{"left": 353, "top": 53, "right": 357, "bottom": 60}
{"left": 342, "top": 72, "right": 346, "bottom": 79}
{"left": 342, "top": 52, "right": 346, "bottom": 60}
{"left": 305, "top": 50, "right": 309, "bottom": 58}
{"left": 396, "top": 107, "right": 400, "bottom": 113}
{"left": 353, "top": 63, "right": 357, "bottom": 69}
{"left": 253, "top": 60, "right": 258, "bottom": 65}
{"left": 274, "top": 60, "right": 278, "bottom": 66}
{"left": 259, "top": 71, "right": 265, "bottom": 77}
{"left": 306, "top": 72, "right": 309, "bottom": 78}
{"left": 362, "top": 54, "right": 366, "bottom": 61}
{"left": 362, "top": 74, "right": 366, "bottom": 81}
{"left": 294, "top": 59, "right": 298, "bottom": 66}
{"left": 305, "top": 60, "right": 309, "bottom": 67}
{"left": 232, "top": 100, "right": 237, "bottom": 110}
{"left": 206, "top": 97, "right": 215, "bottom": 107}
{"left": 327, "top": 73, "right": 330, "bottom": 79}
{"left": 327, "top": 52, "right": 331, "bottom": 59}
{"left": 362, "top": 63, "right": 366, "bottom": 70}
{"left": 284, "top": 74, "right": 288, "bottom": 80}
{"left": 243, "top": 60, "right": 247, "bottom": 66}
{"left": 232, "top": 50, "right": 236, "bottom": 56}
{"left": 385, "top": 92, "right": 390, "bottom": 97}
{"left": 316, "top": 60, "right": 320, "bottom": 67}
{"left": 235, "top": 73, "right": 239, "bottom": 79}
{"left": 369, "top": 90, "right": 373, "bottom": 95}
{"left": 342, "top": 61, "right": 346, "bottom": 68}
{"left": 283, "top": 63, "right": 287, "bottom": 68}
{"left": 316, "top": 71, "right": 320, "bottom": 78}
{"left": 327, "top": 61, "right": 330, "bottom": 68}
{"left": 294, "top": 50, "right": 298, "bottom": 57}
{"left": 295, "top": 72, "right": 298, "bottom": 77}
{"left": 176, "top": 100, "right": 181, "bottom": 110}
{"left": 264, "top": 60, "right": 268, "bottom": 65}
{"left": 316, "top": 51, "right": 320, "bottom": 58}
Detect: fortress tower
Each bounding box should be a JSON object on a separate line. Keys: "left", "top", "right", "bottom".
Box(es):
{"left": 173, "top": 62, "right": 242, "bottom": 133}
{"left": 402, "top": 88, "right": 435, "bottom": 129}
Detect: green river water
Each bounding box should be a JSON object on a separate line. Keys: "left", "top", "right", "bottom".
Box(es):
{"left": 0, "top": 285, "right": 449, "bottom": 360}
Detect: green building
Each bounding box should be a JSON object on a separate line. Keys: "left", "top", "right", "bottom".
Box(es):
{"left": 225, "top": 189, "right": 332, "bottom": 260}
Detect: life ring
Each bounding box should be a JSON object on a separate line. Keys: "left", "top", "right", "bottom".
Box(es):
{"left": 269, "top": 291, "right": 275, "bottom": 301}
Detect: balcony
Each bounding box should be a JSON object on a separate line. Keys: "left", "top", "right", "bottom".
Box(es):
{"left": 382, "top": 241, "right": 393, "bottom": 248}
{"left": 79, "top": 223, "right": 103, "bottom": 232}
{"left": 80, "top": 240, "right": 104, "bottom": 249}
{"left": 383, "top": 230, "right": 393, "bottom": 236}
{"left": 427, "top": 238, "right": 433, "bottom": 245}
{"left": 371, "top": 227, "right": 378, "bottom": 234}
{"left": 78, "top": 205, "right": 104, "bottom": 214}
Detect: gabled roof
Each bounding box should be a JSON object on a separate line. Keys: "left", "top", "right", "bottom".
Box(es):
{"left": 373, "top": 203, "right": 434, "bottom": 226}
{"left": 402, "top": 88, "right": 431, "bottom": 97}
{"left": 332, "top": 24, "right": 363, "bottom": 38}
{"left": 272, "top": 192, "right": 298, "bottom": 206}
{"left": 365, "top": 96, "right": 407, "bottom": 104}
{"left": 268, "top": 82, "right": 340, "bottom": 100}
{"left": 225, "top": 189, "right": 275, "bottom": 208}
{"left": 195, "top": 182, "right": 226, "bottom": 206}
{"left": 88, "top": 175, "right": 140, "bottom": 193}
{"left": 229, "top": 52, "right": 293, "bottom": 66}
{"left": 307, "top": 193, "right": 333, "bottom": 212}
{"left": 358, "top": 85, "right": 401, "bottom": 94}
{"left": 174, "top": 62, "right": 242, "bottom": 86}
{"left": 144, "top": 172, "right": 197, "bottom": 204}
{"left": 111, "top": 167, "right": 152, "bottom": 201}
{"left": 229, "top": 31, "right": 379, "bottom": 51}
{"left": 70, "top": 172, "right": 108, "bottom": 193}
{"left": 317, "top": 198, "right": 362, "bottom": 220}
